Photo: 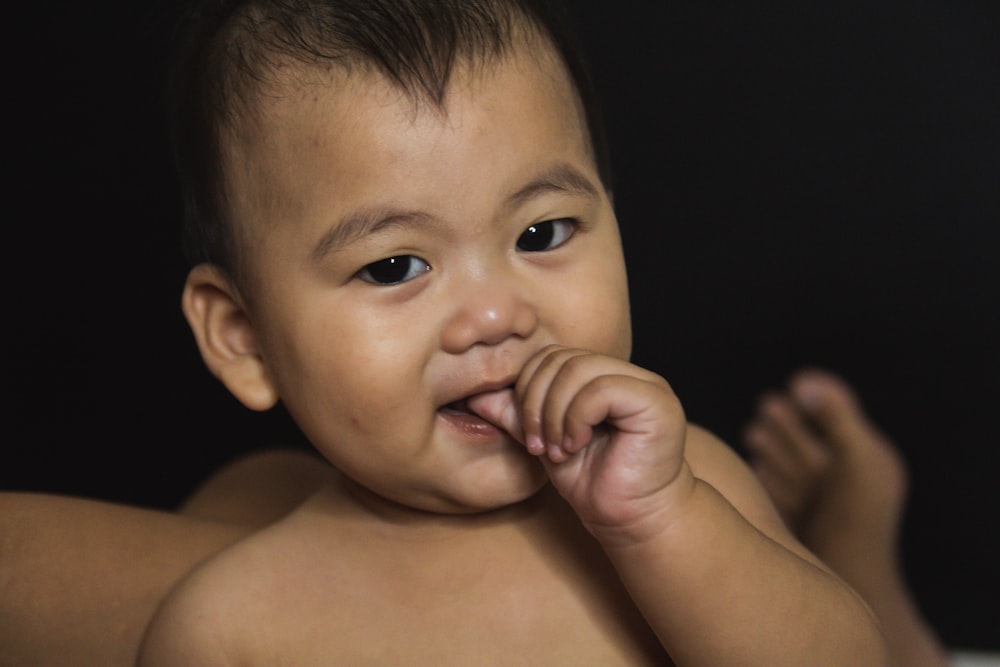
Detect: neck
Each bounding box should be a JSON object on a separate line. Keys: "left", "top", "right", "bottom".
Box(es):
{"left": 317, "top": 474, "right": 559, "bottom": 541}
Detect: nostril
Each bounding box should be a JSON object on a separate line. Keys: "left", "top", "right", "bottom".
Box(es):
{"left": 440, "top": 296, "right": 539, "bottom": 354}
{"left": 438, "top": 260, "right": 540, "bottom": 353}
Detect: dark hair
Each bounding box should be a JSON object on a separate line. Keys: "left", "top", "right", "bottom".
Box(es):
{"left": 167, "top": 0, "right": 611, "bottom": 286}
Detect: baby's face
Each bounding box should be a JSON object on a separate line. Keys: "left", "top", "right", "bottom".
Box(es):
{"left": 224, "top": 41, "right": 631, "bottom": 513}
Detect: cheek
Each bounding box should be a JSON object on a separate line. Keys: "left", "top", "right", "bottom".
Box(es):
{"left": 555, "top": 259, "right": 632, "bottom": 359}
{"left": 279, "top": 351, "right": 424, "bottom": 473}
{"left": 593, "top": 285, "right": 633, "bottom": 360}
{"left": 270, "top": 314, "right": 432, "bottom": 434}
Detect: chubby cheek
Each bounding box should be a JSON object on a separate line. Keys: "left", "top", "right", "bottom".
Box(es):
{"left": 555, "top": 259, "right": 632, "bottom": 360}
{"left": 280, "top": 354, "right": 431, "bottom": 480}
{"left": 313, "top": 345, "right": 418, "bottom": 415}
{"left": 257, "top": 308, "right": 428, "bottom": 444}
{"left": 241, "top": 273, "right": 422, "bottom": 454}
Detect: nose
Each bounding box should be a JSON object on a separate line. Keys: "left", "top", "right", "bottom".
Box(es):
{"left": 439, "top": 270, "right": 539, "bottom": 354}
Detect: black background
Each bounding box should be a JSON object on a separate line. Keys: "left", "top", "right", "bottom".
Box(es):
{"left": 8, "top": 1, "right": 999, "bottom": 651}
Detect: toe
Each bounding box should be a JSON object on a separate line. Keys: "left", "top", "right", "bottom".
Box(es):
{"left": 758, "top": 394, "right": 831, "bottom": 474}
{"left": 788, "top": 369, "right": 885, "bottom": 453}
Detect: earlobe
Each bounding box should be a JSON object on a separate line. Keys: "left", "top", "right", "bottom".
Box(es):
{"left": 181, "top": 264, "right": 280, "bottom": 412}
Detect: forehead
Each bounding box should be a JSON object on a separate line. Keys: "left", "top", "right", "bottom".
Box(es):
{"left": 221, "top": 37, "right": 596, "bottom": 253}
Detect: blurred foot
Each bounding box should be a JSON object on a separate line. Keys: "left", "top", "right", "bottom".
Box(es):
{"left": 743, "top": 368, "right": 907, "bottom": 560}
{"left": 744, "top": 368, "right": 951, "bottom": 667}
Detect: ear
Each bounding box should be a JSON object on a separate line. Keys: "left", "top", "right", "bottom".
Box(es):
{"left": 181, "top": 264, "right": 279, "bottom": 412}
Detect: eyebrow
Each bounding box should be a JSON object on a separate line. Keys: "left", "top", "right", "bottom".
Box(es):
{"left": 311, "top": 162, "right": 600, "bottom": 260}
{"left": 311, "top": 208, "right": 429, "bottom": 260}
{"left": 505, "top": 162, "right": 601, "bottom": 210}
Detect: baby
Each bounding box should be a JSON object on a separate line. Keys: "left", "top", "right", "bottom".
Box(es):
{"left": 70, "top": 0, "right": 886, "bottom": 664}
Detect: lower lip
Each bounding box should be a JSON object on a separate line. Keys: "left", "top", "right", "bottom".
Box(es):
{"left": 437, "top": 409, "right": 508, "bottom": 442}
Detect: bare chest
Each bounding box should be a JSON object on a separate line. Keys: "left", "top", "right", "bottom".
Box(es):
{"left": 232, "top": 514, "right": 670, "bottom": 665}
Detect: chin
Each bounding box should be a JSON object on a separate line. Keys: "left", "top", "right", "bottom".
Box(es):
{"left": 424, "top": 463, "right": 549, "bottom": 515}
{"left": 469, "top": 480, "right": 548, "bottom": 513}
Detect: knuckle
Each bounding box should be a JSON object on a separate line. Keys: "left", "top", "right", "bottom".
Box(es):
{"left": 558, "top": 351, "right": 596, "bottom": 378}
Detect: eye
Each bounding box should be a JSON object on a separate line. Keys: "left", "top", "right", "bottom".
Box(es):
{"left": 515, "top": 219, "right": 576, "bottom": 252}
{"left": 357, "top": 255, "right": 431, "bottom": 285}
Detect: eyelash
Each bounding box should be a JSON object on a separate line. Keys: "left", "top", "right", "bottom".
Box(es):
{"left": 356, "top": 256, "right": 431, "bottom": 285}
{"left": 356, "top": 218, "right": 579, "bottom": 286}
{"left": 515, "top": 218, "right": 577, "bottom": 253}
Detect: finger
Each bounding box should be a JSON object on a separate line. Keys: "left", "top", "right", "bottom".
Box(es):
{"left": 536, "top": 351, "right": 607, "bottom": 452}
{"left": 518, "top": 347, "right": 663, "bottom": 459}
{"left": 515, "top": 346, "right": 591, "bottom": 455}
{"left": 465, "top": 388, "right": 538, "bottom": 453}
{"left": 561, "top": 373, "right": 676, "bottom": 456}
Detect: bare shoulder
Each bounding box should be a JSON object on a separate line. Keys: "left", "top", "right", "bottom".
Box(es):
{"left": 137, "top": 484, "right": 355, "bottom": 666}
{"left": 682, "top": 423, "right": 822, "bottom": 564}
{"left": 136, "top": 529, "right": 267, "bottom": 666}
{"left": 136, "top": 564, "right": 240, "bottom": 666}
{"left": 137, "top": 497, "right": 328, "bottom": 666}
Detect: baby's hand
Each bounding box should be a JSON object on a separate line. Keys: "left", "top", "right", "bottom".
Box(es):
{"left": 470, "top": 346, "right": 692, "bottom": 542}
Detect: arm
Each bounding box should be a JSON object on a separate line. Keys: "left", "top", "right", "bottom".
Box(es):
{"left": 599, "top": 427, "right": 887, "bottom": 666}
{"left": 470, "top": 346, "right": 889, "bottom": 666}
{"left": 0, "top": 492, "right": 249, "bottom": 667}
{"left": 0, "top": 448, "right": 329, "bottom": 667}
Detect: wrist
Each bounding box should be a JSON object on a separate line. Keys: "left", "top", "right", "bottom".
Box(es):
{"left": 584, "top": 462, "right": 700, "bottom": 551}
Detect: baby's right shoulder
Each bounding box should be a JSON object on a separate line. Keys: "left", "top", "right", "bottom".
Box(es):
{"left": 137, "top": 513, "right": 342, "bottom": 666}
{"left": 135, "top": 528, "right": 278, "bottom": 665}
{"left": 135, "top": 552, "right": 250, "bottom": 666}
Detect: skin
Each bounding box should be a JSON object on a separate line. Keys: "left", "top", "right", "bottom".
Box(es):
{"left": 744, "top": 368, "right": 952, "bottom": 667}
{"left": 207, "top": 49, "right": 632, "bottom": 515}
{"left": 0, "top": 448, "right": 332, "bottom": 667}
{"left": 138, "top": 36, "right": 888, "bottom": 666}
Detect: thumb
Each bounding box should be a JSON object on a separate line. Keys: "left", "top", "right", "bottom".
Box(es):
{"left": 466, "top": 388, "right": 525, "bottom": 444}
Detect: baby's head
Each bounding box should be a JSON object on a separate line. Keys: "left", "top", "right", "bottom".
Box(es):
{"left": 168, "top": 0, "right": 612, "bottom": 290}
{"left": 172, "top": 0, "right": 633, "bottom": 513}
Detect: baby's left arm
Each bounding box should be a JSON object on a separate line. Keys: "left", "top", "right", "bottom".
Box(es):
{"left": 471, "top": 346, "right": 888, "bottom": 667}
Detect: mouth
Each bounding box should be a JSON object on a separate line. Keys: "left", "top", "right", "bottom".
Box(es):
{"left": 440, "top": 397, "right": 476, "bottom": 416}
{"left": 439, "top": 384, "right": 512, "bottom": 418}
{"left": 437, "top": 383, "right": 515, "bottom": 438}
